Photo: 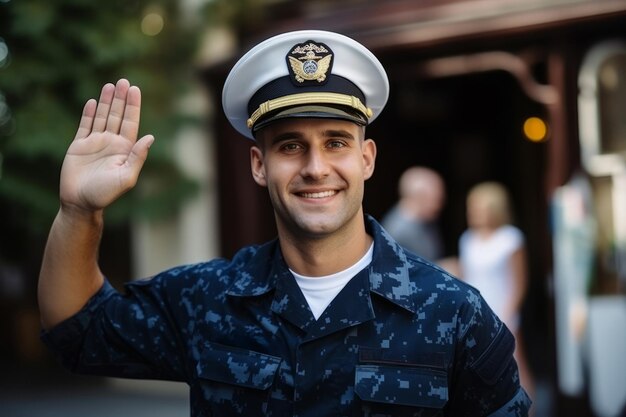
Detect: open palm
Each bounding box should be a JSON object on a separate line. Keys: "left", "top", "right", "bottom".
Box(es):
{"left": 60, "top": 79, "right": 154, "bottom": 212}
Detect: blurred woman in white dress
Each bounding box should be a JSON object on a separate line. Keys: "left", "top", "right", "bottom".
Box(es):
{"left": 459, "top": 182, "right": 534, "bottom": 398}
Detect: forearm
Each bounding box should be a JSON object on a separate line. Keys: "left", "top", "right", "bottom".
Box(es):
{"left": 508, "top": 248, "right": 528, "bottom": 315}
{"left": 38, "top": 206, "right": 106, "bottom": 329}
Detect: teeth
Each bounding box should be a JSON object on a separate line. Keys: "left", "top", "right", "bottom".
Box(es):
{"left": 300, "top": 190, "right": 336, "bottom": 198}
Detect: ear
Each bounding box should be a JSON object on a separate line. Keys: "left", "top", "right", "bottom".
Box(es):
{"left": 362, "top": 138, "right": 377, "bottom": 180}
{"left": 250, "top": 145, "right": 267, "bottom": 187}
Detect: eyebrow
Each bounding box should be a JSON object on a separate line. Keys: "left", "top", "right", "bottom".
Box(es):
{"left": 323, "top": 129, "right": 356, "bottom": 140}
{"left": 274, "top": 129, "right": 356, "bottom": 141}
{"left": 264, "top": 127, "right": 359, "bottom": 147}
{"left": 270, "top": 131, "right": 303, "bottom": 145}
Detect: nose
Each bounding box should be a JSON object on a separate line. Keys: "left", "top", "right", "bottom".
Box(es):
{"left": 300, "top": 147, "right": 330, "bottom": 180}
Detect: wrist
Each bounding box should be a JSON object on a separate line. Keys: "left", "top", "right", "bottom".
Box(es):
{"left": 58, "top": 204, "right": 104, "bottom": 227}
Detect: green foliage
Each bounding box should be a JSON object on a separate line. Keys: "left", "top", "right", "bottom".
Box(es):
{"left": 0, "top": 0, "right": 203, "bottom": 234}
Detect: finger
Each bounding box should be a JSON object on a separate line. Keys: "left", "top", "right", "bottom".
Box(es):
{"left": 105, "top": 79, "right": 131, "bottom": 135}
{"left": 121, "top": 134, "right": 154, "bottom": 190}
{"left": 129, "top": 134, "right": 155, "bottom": 166}
{"left": 92, "top": 83, "right": 116, "bottom": 132}
{"left": 74, "top": 99, "right": 97, "bottom": 141}
{"left": 119, "top": 85, "right": 142, "bottom": 141}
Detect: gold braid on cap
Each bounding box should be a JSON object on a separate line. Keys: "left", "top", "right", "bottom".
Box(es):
{"left": 246, "top": 92, "right": 373, "bottom": 129}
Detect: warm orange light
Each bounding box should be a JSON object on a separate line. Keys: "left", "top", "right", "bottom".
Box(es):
{"left": 523, "top": 117, "right": 548, "bottom": 142}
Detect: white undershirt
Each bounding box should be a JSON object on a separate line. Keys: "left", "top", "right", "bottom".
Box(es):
{"left": 291, "top": 242, "right": 374, "bottom": 320}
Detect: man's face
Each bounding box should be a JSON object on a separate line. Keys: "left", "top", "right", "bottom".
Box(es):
{"left": 250, "top": 118, "right": 376, "bottom": 240}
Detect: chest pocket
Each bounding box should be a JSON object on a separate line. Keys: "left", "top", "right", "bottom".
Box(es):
{"left": 196, "top": 342, "right": 282, "bottom": 415}
{"left": 355, "top": 364, "right": 448, "bottom": 415}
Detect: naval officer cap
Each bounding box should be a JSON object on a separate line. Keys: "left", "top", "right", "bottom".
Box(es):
{"left": 222, "top": 30, "right": 389, "bottom": 140}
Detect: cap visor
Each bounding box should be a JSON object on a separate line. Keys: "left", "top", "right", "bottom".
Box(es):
{"left": 253, "top": 105, "right": 367, "bottom": 133}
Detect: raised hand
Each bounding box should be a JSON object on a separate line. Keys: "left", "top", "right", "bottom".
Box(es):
{"left": 59, "top": 79, "right": 154, "bottom": 213}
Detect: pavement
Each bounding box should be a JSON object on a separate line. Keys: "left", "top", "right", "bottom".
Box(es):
{"left": 0, "top": 363, "right": 189, "bottom": 417}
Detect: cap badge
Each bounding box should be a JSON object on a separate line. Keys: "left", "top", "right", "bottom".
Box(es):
{"left": 286, "top": 41, "right": 333, "bottom": 84}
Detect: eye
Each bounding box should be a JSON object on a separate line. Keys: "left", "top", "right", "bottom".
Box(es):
{"left": 327, "top": 140, "right": 347, "bottom": 149}
{"left": 279, "top": 142, "right": 303, "bottom": 153}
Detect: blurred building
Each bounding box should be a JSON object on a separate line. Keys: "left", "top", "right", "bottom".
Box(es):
{"left": 197, "top": 1, "right": 626, "bottom": 416}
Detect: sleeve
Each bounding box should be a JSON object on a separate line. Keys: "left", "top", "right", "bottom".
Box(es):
{"left": 446, "top": 289, "right": 532, "bottom": 416}
{"left": 40, "top": 273, "right": 192, "bottom": 382}
{"left": 502, "top": 226, "right": 524, "bottom": 253}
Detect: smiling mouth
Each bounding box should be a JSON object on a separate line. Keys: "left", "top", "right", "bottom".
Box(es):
{"left": 299, "top": 190, "right": 337, "bottom": 199}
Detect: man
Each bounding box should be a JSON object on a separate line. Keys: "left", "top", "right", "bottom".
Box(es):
{"left": 381, "top": 166, "right": 446, "bottom": 262}
{"left": 39, "top": 30, "right": 531, "bottom": 416}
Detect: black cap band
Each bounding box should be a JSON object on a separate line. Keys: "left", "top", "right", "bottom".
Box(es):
{"left": 247, "top": 74, "right": 366, "bottom": 117}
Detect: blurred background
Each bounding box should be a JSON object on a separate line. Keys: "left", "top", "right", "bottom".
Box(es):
{"left": 1, "top": 0, "right": 626, "bottom": 416}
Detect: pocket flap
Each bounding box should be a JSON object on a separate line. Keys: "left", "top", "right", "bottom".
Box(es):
{"left": 196, "top": 342, "right": 282, "bottom": 390}
{"left": 355, "top": 364, "right": 448, "bottom": 408}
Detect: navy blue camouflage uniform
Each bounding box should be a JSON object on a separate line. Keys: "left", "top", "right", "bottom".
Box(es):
{"left": 42, "top": 215, "right": 531, "bottom": 416}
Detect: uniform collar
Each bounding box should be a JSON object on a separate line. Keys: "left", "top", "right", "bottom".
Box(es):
{"left": 366, "top": 214, "right": 418, "bottom": 314}
{"left": 226, "top": 239, "right": 283, "bottom": 297}
{"left": 226, "top": 215, "right": 418, "bottom": 315}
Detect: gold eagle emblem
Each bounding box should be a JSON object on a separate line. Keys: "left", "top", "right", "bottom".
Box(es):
{"left": 288, "top": 54, "right": 332, "bottom": 83}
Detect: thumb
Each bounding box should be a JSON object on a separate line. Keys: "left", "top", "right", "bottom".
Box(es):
{"left": 127, "top": 134, "right": 154, "bottom": 168}
{"left": 123, "top": 134, "right": 154, "bottom": 187}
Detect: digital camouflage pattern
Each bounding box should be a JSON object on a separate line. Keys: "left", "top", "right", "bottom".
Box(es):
{"left": 42, "top": 216, "right": 531, "bottom": 416}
